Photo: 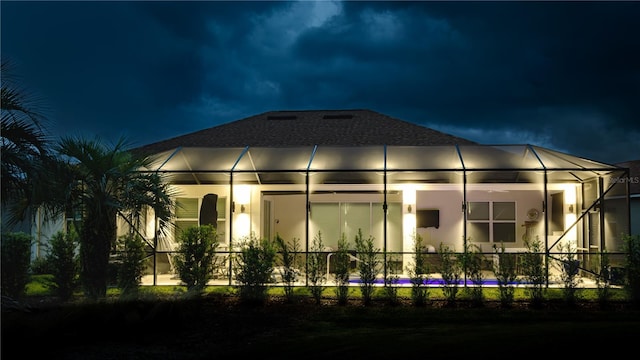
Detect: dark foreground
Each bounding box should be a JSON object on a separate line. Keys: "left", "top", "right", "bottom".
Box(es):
{"left": 3, "top": 295, "right": 640, "bottom": 359}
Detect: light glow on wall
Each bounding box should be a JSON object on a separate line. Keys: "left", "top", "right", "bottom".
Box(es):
{"left": 234, "top": 185, "right": 251, "bottom": 206}
{"left": 401, "top": 184, "right": 417, "bottom": 272}
{"left": 234, "top": 184, "right": 251, "bottom": 238}
{"left": 402, "top": 184, "right": 417, "bottom": 206}
{"left": 234, "top": 213, "right": 251, "bottom": 238}
{"left": 563, "top": 185, "right": 577, "bottom": 243}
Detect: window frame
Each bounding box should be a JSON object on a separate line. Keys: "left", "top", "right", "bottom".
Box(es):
{"left": 467, "top": 201, "right": 516, "bottom": 243}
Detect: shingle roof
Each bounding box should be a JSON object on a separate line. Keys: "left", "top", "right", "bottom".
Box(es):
{"left": 134, "top": 109, "right": 477, "bottom": 155}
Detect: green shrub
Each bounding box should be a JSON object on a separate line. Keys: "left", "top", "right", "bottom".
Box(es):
{"left": 407, "top": 231, "right": 429, "bottom": 306}
{"left": 174, "top": 225, "right": 221, "bottom": 295}
{"left": 383, "top": 253, "right": 401, "bottom": 306}
{"left": 333, "top": 233, "right": 351, "bottom": 305}
{"left": 1, "top": 231, "right": 32, "bottom": 299}
{"left": 624, "top": 234, "right": 640, "bottom": 306}
{"left": 493, "top": 243, "right": 518, "bottom": 308}
{"left": 48, "top": 229, "right": 80, "bottom": 301}
{"left": 307, "top": 231, "right": 327, "bottom": 305}
{"left": 274, "top": 234, "right": 302, "bottom": 303}
{"left": 116, "top": 233, "right": 147, "bottom": 299}
{"left": 439, "top": 243, "right": 462, "bottom": 305}
{"left": 521, "top": 236, "right": 546, "bottom": 308}
{"left": 557, "top": 241, "right": 582, "bottom": 307}
{"left": 354, "top": 228, "right": 380, "bottom": 306}
{"left": 461, "top": 242, "right": 484, "bottom": 306}
{"left": 235, "top": 234, "right": 276, "bottom": 305}
{"left": 595, "top": 249, "right": 612, "bottom": 309}
{"left": 30, "top": 255, "right": 54, "bottom": 275}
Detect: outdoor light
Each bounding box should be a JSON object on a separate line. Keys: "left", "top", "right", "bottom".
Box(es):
{"left": 402, "top": 184, "right": 416, "bottom": 215}
{"left": 233, "top": 184, "right": 251, "bottom": 214}
{"left": 564, "top": 185, "right": 577, "bottom": 214}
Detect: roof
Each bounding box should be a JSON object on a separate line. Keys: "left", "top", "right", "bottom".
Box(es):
{"left": 134, "top": 109, "right": 477, "bottom": 155}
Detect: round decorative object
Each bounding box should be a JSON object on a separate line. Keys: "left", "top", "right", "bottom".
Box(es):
{"left": 527, "top": 208, "right": 540, "bottom": 221}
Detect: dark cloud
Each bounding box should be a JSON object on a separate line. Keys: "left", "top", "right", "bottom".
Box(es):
{"left": 2, "top": 1, "right": 638, "bottom": 162}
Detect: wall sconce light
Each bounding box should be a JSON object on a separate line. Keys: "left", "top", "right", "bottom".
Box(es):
{"left": 240, "top": 204, "right": 246, "bottom": 213}
{"left": 407, "top": 204, "right": 412, "bottom": 213}
{"left": 568, "top": 204, "right": 574, "bottom": 213}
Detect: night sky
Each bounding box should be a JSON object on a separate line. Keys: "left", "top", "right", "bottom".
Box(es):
{"left": 2, "top": 1, "right": 639, "bottom": 164}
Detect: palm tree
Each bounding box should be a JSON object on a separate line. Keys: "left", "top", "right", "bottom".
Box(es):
{"left": 1, "top": 60, "right": 53, "bottom": 227}
{"left": 51, "top": 136, "right": 175, "bottom": 300}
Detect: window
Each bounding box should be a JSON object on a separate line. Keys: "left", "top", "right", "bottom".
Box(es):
{"left": 65, "top": 206, "right": 83, "bottom": 233}
{"left": 174, "top": 197, "right": 227, "bottom": 242}
{"left": 467, "top": 201, "right": 516, "bottom": 243}
{"left": 309, "top": 201, "right": 402, "bottom": 252}
{"left": 175, "top": 198, "right": 199, "bottom": 241}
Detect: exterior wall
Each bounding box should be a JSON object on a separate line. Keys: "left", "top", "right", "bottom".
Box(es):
{"left": 265, "top": 193, "right": 306, "bottom": 245}
{"left": 415, "top": 190, "right": 463, "bottom": 251}
{"left": 30, "top": 214, "right": 65, "bottom": 260}
{"left": 632, "top": 197, "right": 640, "bottom": 236}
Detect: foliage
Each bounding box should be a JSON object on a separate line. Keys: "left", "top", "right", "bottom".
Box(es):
{"left": 116, "top": 233, "right": 148, "bottom": 299}
{"left": 1, "top": 231, "right": 32, "bottom": 299}
{"left": 174, "top": 225, "right": 220, "bottom": 295}
{"left": 333, "top": 233, "right": 351, "bottom": 305}
{"left": 274, "top": 234, "right": 302, "bottom": 303}
{"left": 461, "top": 242, "right": 485, "bottom": 306}
{"left": 594, "top": 249, "right": 612, "bottom": 309}
{"left": 407, "top": 231, "right": 429, "bottom": 306}
{"left": 47, "top": 229, "right": 80, "bottom": 300}
{"left": 557, "top": 241, "right": 582, "bottom": 307}
{"left": 492, "top": 243, "right": 518, "bottom": 308}
{"left": 0, "top": 60, "right": 53, "bottom": 225}
{"left": 624, "top": 234, "right": 640, "bottom": 306}
{"left": 30, "top": 256, "right": 54, "bottom": 275}
{"left": 354, "top": 228, "right": 380, "bottom": 306}
{"left": 383, "top": 253, "right": 401, "bottom": 306}
{"left": 307, "top": 231, "right": 327, "bottom": 305}
{"left": 521, "top": 236, "right": 546, "bottom": 308}
{"left": 37, "top": 136, "right": 175, "bottom": 301}
{"left": 439, "top": 243, "right": 462, "bottom": 305}
{"left": 234, "top": 234, "right": 276, "bottom": 305}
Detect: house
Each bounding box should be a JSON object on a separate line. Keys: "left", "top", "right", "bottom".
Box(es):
{"left": 615, "top": 159, "right": 640, "bottom": 236}
{"left": 127, "top": 109, "right": 631, "bottom": 285}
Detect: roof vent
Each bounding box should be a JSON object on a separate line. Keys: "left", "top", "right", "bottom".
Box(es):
{"left": 267, "top": 115, "right": 297, "bottom": 120}
{"left": 322, "top": 114, "right": 354, "bottom": 120}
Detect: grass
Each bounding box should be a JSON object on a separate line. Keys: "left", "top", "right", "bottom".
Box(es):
{"left": 21, "top": 274, "right": 633, "bottom": 303}
{"left": 3, "top": 275, "right": 639, "bottom": 359}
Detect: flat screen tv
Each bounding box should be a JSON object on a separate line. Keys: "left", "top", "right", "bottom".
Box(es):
{"left": 416, "top": 209, "right": 439, "bottom": 229}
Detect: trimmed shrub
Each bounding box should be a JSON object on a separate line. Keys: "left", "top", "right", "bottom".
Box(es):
{"left": 1, "top": 232, "right": 32, "bottom": 299}
{"left": 235, "top": 234, "right": 276, "bottom": 305}
{"left": 117, "top": 233, "right": 147, "bottom": 299}
{"left": 174, "top": 225, "right": 220, "bottom": 295}
{"left": 354, "top": 228, "right": 380, "bottom": 306}
{"left": 307, "top": 231, "right": 327, "bottom": 305}
{"left": 48, "top": 230, "right": 80, "bottom": 301}
{"left": 334, "top": 233, "right": 351, "bottom": 305}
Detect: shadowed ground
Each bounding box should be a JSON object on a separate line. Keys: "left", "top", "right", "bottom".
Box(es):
{"left": 3, "top": 294, "right": 640, "bottom": 359}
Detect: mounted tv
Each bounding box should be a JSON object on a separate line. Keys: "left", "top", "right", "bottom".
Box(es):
{"left": 417, "top": 209, "right": 439, "bottom": 229}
